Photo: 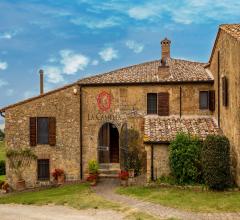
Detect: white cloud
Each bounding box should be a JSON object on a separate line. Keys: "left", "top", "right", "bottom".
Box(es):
{"left": 92, "top": 60, "right": 99, "bottom": 66}
{"left": 126, "top": 40, "right": 144, "bottom": 53}
{"left": 70, "top": 16, "right": 121, "bottom": 29}
{"left": 128, "top": 5, "right": 160, "bottom": 20}
{"left": 0, "top": 32, "right": 12, "bottom": 39}
{"left": 0, "top": 79, "right": 8, "bottom": 87}
{"left": 0, "top": 61, "right": 8, "bottom": 70}
{"left": 60, "top": 50, "right": 89, "bottom": 74}
{"left": 44, "top": 66, "right": 64, "bottom": 84}
{"left": 99, "top": 47, "right": 118, "bottom": 62}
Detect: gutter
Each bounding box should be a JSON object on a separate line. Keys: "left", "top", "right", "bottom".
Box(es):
{"left": 78, "top": 80, "right": 214, "bottom": 87}
{"left": 0, "top": 112, "right": 5, "bottom": 118}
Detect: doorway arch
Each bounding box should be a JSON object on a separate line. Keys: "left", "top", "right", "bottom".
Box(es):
{"left": 98, "top": 123, "right": 119, "bottom": 163}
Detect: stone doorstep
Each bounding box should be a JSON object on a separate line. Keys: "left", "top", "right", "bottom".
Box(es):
{"left": 99, "top": 163, "right": 120, "bottom": 170}
{"left": 99, "top": 163, "right": 120, "bottom": 178}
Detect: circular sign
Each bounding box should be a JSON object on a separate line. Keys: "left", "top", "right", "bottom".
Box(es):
{"left": 97, "top": 91, "right": 111, "bottom": 112}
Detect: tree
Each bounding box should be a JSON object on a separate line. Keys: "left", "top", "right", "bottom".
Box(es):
{"left": 202, "top": 135, "right": 232, "bottom": 190}
{"left": 169, "top": 132, "right": 203, "bottom": 184}
{"left": 0, "top": 129, "right": 4, "bottom": 141}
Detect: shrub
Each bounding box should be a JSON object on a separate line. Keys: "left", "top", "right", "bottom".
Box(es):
{"left": 0, "top": 160, "right": 5, "bottom": 175}
{"left": 0, "top": 129, "right": 4, "bottom": 141}
{"left": 169, "top": 132, "right": 203, "bottom": 184}
{"left": 88, "top": 160, "right": 99, "bottom": 174}
{"left": 202, "top": 135, "right": 231, "bottom": 190}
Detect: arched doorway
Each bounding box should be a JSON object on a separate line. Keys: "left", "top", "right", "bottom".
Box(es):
{"left": 98, "top": 123, "right": 119, "bottom": 163}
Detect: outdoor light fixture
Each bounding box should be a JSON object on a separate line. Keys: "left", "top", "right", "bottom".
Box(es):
{"left": 73, "top": 88, "right": 78, "bottom": 95}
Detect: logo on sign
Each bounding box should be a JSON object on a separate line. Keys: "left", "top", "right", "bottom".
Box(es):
{"left": 97, "top": 91, "right": 111, "bottom": 112}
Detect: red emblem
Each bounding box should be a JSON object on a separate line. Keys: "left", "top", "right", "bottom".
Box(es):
{"left": 97, "top": 91, "right": 111, "bottom": 112}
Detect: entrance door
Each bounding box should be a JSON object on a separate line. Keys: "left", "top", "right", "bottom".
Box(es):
{"left": 98, "top": 123, "right": 119, "bottom": 163}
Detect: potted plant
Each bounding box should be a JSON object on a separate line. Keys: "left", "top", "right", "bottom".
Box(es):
{"left": 6, "top": 148, "right": 37, "bottom": 191}
{"left": 87, "top": 160, "right": 99, "bottom": 186}
{"left": 2, "top": 182, "right": 10, "bottom": 193}
{"left": 52, "top": 168, "right": 65, "bottom": 184}
{"left": 119, "top": 170, "right": 129, "bottom": 186}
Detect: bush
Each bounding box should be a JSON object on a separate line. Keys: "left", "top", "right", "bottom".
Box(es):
{"left": 169, "top": 133, "right": 203, "bottom": 184}
{"left": 88, "top": 160, "right": 99, "bottom": 174}
{"left": 0, "top": 129, "right": 4, "bottom": 141}
{"left": 202, "top": 135, "right": 231, "bottom": 190}
{"left": 0, "top": 160, "right": 5, "bottom": 175}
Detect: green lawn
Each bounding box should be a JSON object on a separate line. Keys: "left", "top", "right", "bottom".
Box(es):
{"left": 117, "top": 186, "right": 240, "bottom": 213}
{"left": 0, "top": 183, "right": 119, "bottom": 210}
{"left": 0, "top": 175, "right": 5, "bottom": 181}
{"left": 0, "top": 141, "right": 5, "bottom": 161}
{"left": 0, "top": 183, "right": 164, "bottom": 220}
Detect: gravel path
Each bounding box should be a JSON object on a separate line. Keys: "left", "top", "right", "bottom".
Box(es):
{"left": 0, "top": 204, "right": 125, "bottom": 220}
{"left": 95, "top": 178, "right": 240, "bottom": 220}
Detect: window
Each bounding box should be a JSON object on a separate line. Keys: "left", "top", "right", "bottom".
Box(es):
{"left": 222, "top": 76, "right": 228, "bottom": 106}
{"left": 199, "top": 91, "right": 209, "bottom": 109}
{"left": 147, "top": 93, "right": 157, "bottom": 114}
{"left": 37, "top": 159, "right": 50, "bottom": 181}
{"left": 37, "top": 118, "right": 49, "bottom": 144}
{"left": 147, "top": 93, "right": 169, "bottom": 116}
{"left": 29, "top": 117, "right": 56, "bottom": 146}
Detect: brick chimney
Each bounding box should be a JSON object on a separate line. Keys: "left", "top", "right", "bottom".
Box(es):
{"left": 160, "top": 38, "right": 171, "bottom": 66}
{"left": 39, "top": 69, "right": 44, "bottom": 94}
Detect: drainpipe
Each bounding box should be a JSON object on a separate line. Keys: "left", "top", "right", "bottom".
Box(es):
{"left": 79, "top": 85, "right": 83, "bottom": 180}
{"left": 179, "top": 86, "right": 182, "bottom": 118}
{"left": 151, "top": 144, "right": 154, "bottom": 181}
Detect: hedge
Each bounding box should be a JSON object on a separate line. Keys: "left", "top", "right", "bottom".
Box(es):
{"left": 0, "top": 160, "right": 5, "bottom": 175}
{"left": 202, "top": 135, "right": 231, "bottom": 190}
{"left": 169, "top": 132, "right": 203, "bottom": 184}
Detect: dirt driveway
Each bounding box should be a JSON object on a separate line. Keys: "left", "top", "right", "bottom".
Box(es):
{"left": 0, "top": 204, "right": 125, "bottom": 220}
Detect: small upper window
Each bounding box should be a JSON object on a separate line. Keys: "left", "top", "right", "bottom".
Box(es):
{"left": 37, "top": 118, "right": 49, "bottom": 144}
{"left": 147, "top": 93, "right": 157, "bottom": 114}
{"left": 199, "top": 91, "right": 209, "bottom": 109}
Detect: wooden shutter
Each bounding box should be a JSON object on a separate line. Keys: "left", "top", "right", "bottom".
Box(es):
{"left": 222, "top": 76, "right": 228, "bottom": 106}
{"left": 158, "top": 92, "right": 169, "bottom": 116}
{"left": 30, "top": 117, "right": 37, "bottom": 146}
{"left": 48, "top": 117, "right": 56, "bottom": 146}
{"left": 209, "top": 90, "right": 215, "bottom": 111}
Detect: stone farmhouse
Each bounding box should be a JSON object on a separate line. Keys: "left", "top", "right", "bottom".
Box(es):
{"left": 0, "top": 24, "right": 239, "bottom": 188}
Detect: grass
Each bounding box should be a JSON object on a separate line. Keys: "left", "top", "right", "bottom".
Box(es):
{"left": 0, "top": 175, "right": 5, "bottom": 181}
{"left": 0, "top": 141, "right": 5, "bottom": 161}
{"left": 0, "top": 183, "right": 120, "bottom": 210}
{"left": 117, "top": 186, "right": 240, "bottom": 213}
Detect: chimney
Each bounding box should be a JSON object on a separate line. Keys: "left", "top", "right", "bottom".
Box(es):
{"left": 39, "top": 69, "right": 44, "bottom": 94}
{"left": 161, "top": 38, "right": 171, "bottom": 65}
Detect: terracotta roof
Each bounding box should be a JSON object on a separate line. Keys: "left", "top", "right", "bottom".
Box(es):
{"left": 78, "top": 58, "right": 213, "bottom": 85}
{"left": 220, "top": 24, "right": 240, "bottom": 41}
{"left": 144, "top": 116, "right": 221, "bottom": 143}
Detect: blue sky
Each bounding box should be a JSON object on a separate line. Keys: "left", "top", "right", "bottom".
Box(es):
{"left": 0, "top": 0, "right": 240, "bottom": 127}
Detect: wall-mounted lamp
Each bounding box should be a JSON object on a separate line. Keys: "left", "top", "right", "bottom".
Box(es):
{"left": 73, "top": 88, "right": 78, "bottom": 95}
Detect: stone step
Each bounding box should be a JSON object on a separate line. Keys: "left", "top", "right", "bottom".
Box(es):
{"left": 99, "top": 169, "right": 120, "bottom": 175}
{"left": 99, "top": 173, "right": 119, "bottom": 178}
{"left": 99, "top": 163, "right": 120, "bottom": 170}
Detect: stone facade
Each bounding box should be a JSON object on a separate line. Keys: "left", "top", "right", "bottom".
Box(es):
{"left": 207, "top": 28, "right": 240, "bottom": 185}
{"left": 1, "top": 24, "right": 240, "bottom": 187}
{"left": 4, "top": 85, "right": 81, "bottom": 188}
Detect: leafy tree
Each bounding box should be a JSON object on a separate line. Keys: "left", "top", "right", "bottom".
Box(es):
{"left": 169, "top": 132, "right": 203, "bottom": 184}
{"left": 202, "top": 135, "right": 232, "bottom": 190}
{"left": 0, "top": 129, "right": 4, "bottom": 141}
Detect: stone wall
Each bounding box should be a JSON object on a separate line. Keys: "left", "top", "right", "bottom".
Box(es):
{"left": 81, "top": 83, "right": 212, "bottom": 179}
{"left": 5, "top": 85, "right": 80, "bottom": 188}
{"left": 208, "top": 30, "right": 240, "bottom": 185}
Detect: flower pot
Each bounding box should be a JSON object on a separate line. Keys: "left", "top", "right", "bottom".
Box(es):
{"left": 16, "top": 179, "right": 26, "bottom": 191}
{"left": 90, "top": 179, "right": 97, "bottom": 186}
{"left": 57, "top": 174, "right": 65, "bottom": 184}
{"left": 120, "top": 179, "right": 128, "bottom": 187}
{"left": 128, "top": 169, "right": 135, "bottom": 178}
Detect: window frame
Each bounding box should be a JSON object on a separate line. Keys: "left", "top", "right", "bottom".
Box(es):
{"left": 37, "top": 159, "right": 50, "bottom": 181}
{"left": 147, "top": 93, "right": 158, "bottom": 115}
{"left": 199, "top": 91, "right": 209, "bottom": 110}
